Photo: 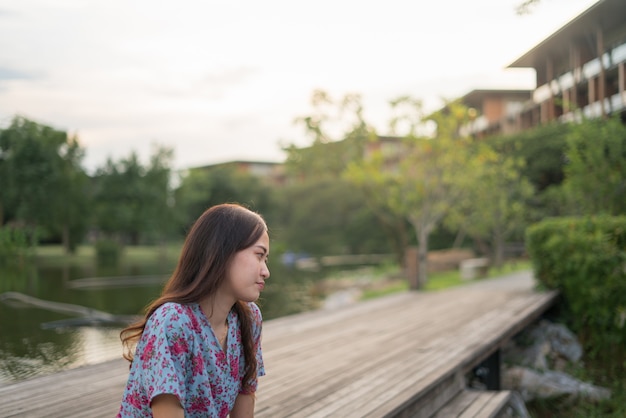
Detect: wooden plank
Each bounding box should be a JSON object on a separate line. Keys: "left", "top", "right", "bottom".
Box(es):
{"left": 256, "top": 290, "right": 490, "bottom": 416}
{"left": 0, "top": 359, "right": 128, "bottom": 418}
{"left": 0, "top": 271, "right": 556, "bottom": 418}
{"left": 432, "top": 390, "right": 482, "bottom": 417}
{"left": 361, "top": 295, "right": 539, "bottom": 417}
{"left": 256, "top": 293, "right": 476, "bottom": 411}
{"left": 432, "top": 390, "right": 511, "bottom": 418}
{"left": 259, "top": 286, "right": 539, "bottom": 417}
{"left": 458, "top": 391, "right": 511, "bottom": 418}
{"left": 474, "top": 391, "right": 511, "bottom": 418}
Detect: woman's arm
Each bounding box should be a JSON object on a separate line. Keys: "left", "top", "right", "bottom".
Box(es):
{"left": 151, "top": 394, "right": 184, "bottom": 418}
{"left": 230, "top": 393, "right": 255, "bottom": 418}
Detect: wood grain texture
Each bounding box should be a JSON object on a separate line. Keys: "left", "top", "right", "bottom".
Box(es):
{"left": 0, "top": 271, "right": 557, "bottom": 418}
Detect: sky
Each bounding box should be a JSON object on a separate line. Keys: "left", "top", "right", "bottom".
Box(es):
{"left": 0, "top": 0, "right": 599, "bottom": 173}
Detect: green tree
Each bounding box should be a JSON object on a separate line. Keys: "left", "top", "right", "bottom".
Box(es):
{"left": 0, "top": 116, "right": 88, "bottom": 252}
{"left": 445, "top": 142, "right": 534, "bottom": 267}
{"left": 562, "top": 116, "right": 626, "bottom": 216}
{"left": 285, "top": 89, "right": 371, "bottom": 180}
{"left": 347, "top": 98, "right": 471, "bottom": 288}
{"left": 274, "top": 177, "right": 393, "bottom": 256}
{"left": 175, "top": 164, "right": 274, "bottom": 232}
{"left": 92, "top": 146, "right": 175, "bottom": 244}
{"left": 284, "top": 90, "right": 407, "bottom": 258}
{"left": 343, "top": 149, "right": 411, "bottom": 262}
{"left": 488, "top": 122, "right": 571, "bottom": 221}
{"left": 139, "top": 146, "right": 176, "bottom": 244}
{"left": 489, "top": 122, "right": 569, "bottom": 192}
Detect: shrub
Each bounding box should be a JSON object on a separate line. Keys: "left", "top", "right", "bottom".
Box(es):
{"left": 0, "top": 226, "right": 35, "bottom": 268}
{"left": 94, "top": 239, "right": 123, "bottom": 266}
{"left": 525, "top": 216, "right": 626, "bottom": 358}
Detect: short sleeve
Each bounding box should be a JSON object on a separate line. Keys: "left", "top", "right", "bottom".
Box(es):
{"left": 138, "top": 303, "right": 193, "bottom": 405}
{"left": 240, "top": 302, "right": 265, "bottom": 394}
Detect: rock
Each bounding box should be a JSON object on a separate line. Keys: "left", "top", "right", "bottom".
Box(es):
{"left": 533, "top": 320, "right": 582, "bottom": 363}
{"left": 506, "top": 391, "right": 531, "bottom": 418}
{"left": 502, "top": 366, "right": 612, "bottom": 402}
{"left": 501, "top": 319, "right": 611, "bottom": 404}
{"left": 504, "top": 320, "right": 582, "bottom": 371}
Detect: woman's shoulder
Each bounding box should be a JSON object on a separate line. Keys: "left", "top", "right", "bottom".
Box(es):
{"left": 246, "top": 301, "right": 263, "bottom": 323}
{"left": 150, "top": 302, "right": 198, "bottom": 327}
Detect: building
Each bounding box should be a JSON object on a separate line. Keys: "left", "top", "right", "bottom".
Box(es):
{"left": 460, "top": 0, "right": 626, "bottom": 138}
{"left": 509, "top": 0, "right": 626, "bottom": 129}
{"left": 458, "top": 89, "right": 532, "bottom": 138}
{"left": 189, "top": 160, "right": 286, "bottom": 186}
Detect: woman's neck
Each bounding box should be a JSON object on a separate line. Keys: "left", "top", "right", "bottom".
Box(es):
{"left": 200, "top": 293, "right": 234, "bottom": 330}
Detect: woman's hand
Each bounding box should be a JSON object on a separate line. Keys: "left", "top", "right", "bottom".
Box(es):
{"left": 230, "top": 393, "right": 255, "bottom": 418}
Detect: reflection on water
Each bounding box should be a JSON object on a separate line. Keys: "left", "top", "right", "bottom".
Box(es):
{"left": 0, "top": 259, "right": 324, "bottom": 385}
{"left": 0, "top": 324, "right": 122, "bottom": 385}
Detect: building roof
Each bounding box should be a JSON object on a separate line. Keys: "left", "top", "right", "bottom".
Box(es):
{"left": 192, "top": 160, "right": 282, "bottom": 170}
{"left": 460, "top": 89, "right": 532, "bottom": 109}
{"left": 508, "top": 0, "right": 626, "bottom": 69}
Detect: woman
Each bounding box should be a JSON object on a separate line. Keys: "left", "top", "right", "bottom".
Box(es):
{"left": 117, "top": 203, "right": 269, "bottom": 418}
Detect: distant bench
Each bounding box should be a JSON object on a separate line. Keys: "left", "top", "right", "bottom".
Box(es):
{"left": 460, "top": 257, "right": 490, "bottom": 280}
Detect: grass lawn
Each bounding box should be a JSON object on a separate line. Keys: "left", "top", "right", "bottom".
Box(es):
{"left": 35, "top": 243, "right": 183, "bottom": 267}
{"left": 360, "top": 259, "right": 532, "bottom": 299}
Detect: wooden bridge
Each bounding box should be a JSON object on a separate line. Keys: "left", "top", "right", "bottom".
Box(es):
{"left": 0, "top": 270, "right": 557, "bottom": 417}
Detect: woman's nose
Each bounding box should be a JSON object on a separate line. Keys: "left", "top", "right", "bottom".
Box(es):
{"left": 261, "top": 264, "right": 270, "bottom": 279}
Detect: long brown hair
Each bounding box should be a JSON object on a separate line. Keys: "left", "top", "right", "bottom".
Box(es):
{"left": 120, "top": 203, "right": 267, "bottom": 392}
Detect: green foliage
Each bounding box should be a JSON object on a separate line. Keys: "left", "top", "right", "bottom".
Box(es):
{"left": 0, "top": 226, "right": 35, "bottom": 268}
{"left": 562, "top": 116, "right": 626, "bottom": 216}
{"left": 0, "top": 116, "right": 89, "bottom": 250}
{"left": 343, "top": 148, "right": 411, "bottom": 260}
{"left": 286, "top": 90, "right": 371, "bottom": 181}
{"left": 280, "top": 90, "right": 405, "bottom": 258}
{"left": 274, "top": 178, "right": 392, "bottom": 255}
{"left": 527, "top": 386, "right": 626, "bottom": 418}
{"left": 92, "top": 146, "right": 175, "bottom": 244}
{"left": 445, "top": 141, "right": 534, "bottom": 266}
{"left": 175, "top": 164, "right": 275, "bottom": 231}
{"left": 342, "top": 96, "right": 477, "bottom": 286}
{"left": 526, "top": 216, "right": 626, "bottom": 358}
{"left": 94, "top": 239, "right": 123, "bottom": 267}
{"left": 489, "top": 117, "right": 626, "bottom": 221}
{"left": 488, "top": 122, "right": 570, "bottom": 193}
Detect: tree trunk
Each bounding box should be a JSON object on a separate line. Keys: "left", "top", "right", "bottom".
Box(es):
{"left": 62, "top": 224, "right": 71, "bottom": 254}
{"left": 452, "top": 228, "right": 466, "bottom": 248}
{"left": 415, "top": 225, "right": 430, "bottom": 289}
{"left": 492, "top": 230, "right": 505, "bottom": 269}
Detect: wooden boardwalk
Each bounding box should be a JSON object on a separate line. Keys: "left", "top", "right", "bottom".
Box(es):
{"left": 0, "top": 271, "right": 557, "bottom": 417}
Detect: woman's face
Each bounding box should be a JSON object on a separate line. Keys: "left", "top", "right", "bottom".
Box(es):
{"left": 223, "top": 231, "right": 270, "bottom": 303}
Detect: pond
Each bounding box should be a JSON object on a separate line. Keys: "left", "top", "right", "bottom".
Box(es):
{"left": 0, "top": 256, "right": 329, "bottom": 386}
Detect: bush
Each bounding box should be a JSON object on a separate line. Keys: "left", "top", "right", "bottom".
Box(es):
{"left": 525, "top": 216, "right": 626, "bottom": 358}
{"left": 94, "top": 239, "right": 123, "bottom": 266}
{"left": 0, "top": 226, "right": 35, "bottom": 268}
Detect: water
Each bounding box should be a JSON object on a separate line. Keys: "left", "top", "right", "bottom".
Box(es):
{"left": 0, "top": 258, "right": 323, "bottom": 386}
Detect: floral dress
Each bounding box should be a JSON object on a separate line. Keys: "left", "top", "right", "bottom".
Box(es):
{"left": 117, "top": 302, "right": 265, "bottom": 417}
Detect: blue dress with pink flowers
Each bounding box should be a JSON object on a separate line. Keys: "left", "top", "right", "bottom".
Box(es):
{"left": 117, "top": 302, "right": 265, "bottom": 417}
